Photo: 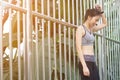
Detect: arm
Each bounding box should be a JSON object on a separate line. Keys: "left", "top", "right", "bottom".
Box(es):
{"left": 92, "top": 13, "right": 107, "bottom": 32}
{"left": 76, "top": 26, "right": 90, "bottom": 76}
{"left": 92, "top": 4, "right": 107, "bottom": 32}
{"left": 76, "top": 27, "right": 86, "bottom": 67}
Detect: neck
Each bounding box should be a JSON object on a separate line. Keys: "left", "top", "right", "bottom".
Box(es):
{"left": 83, "top": 21, "right": 91, "bottom": 30}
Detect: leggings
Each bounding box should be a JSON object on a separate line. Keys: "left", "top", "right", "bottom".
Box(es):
{"left": 79, "top": 61, "right": 100, "bottom": 80}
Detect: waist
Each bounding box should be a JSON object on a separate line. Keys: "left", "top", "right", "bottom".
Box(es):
{"left": 84, "top": 55, "right": 95, "bottom": 62}
{"left": 82, "top": 46, "right": 94, "bottom": 54}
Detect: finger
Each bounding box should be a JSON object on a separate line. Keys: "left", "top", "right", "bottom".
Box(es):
{"left": 95, "top": 4, "right": 101, "bottom": 9}
{"left": 95, "top": 4, "right": 100, "bottom": 7}
{"left": 95, "top": 4, "right": 99, "bottom": 7}
{"left": 84, "top": 72, "right": 90, "bottom": 76}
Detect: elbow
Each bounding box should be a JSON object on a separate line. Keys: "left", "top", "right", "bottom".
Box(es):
{"left": 104, "top": 19, "right": 108, "bottom": 27}
{"left": 105, "top": 23, "right": 107, "bottom": 27}
{"left": 102, "top": 18, "right": 107, "bottom": 27}
{"left": 104, "top": 21, "right": 107, "bottom": 27}
{"left": 76, "top": 45, "right": 82, "bottom": 53}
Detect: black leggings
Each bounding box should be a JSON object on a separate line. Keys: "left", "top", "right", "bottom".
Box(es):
{"left": 79, "top": 61, "right": 100, "bottom": 80}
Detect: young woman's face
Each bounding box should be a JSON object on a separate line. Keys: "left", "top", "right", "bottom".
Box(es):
{"left": 89, "top": 15, "right": 101, "bottom": 27}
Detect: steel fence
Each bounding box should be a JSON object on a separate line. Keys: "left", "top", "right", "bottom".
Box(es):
{"left": 0, "top": 0, "right": 120, "bottom": 80}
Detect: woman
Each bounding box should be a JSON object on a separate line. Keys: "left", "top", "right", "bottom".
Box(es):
{"left": 76, "top": 5, "right": 107, "bottom": 80}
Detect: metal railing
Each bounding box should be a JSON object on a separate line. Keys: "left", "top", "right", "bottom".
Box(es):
{"left": 94, "top": 33, "right": 120, "bottom": 80}
{"left": 0, "top": 0, "right": 120, "bottom": 80}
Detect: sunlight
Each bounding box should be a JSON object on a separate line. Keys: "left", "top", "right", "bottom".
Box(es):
{"left": 4, "top": 47, "right": 17, "bottom": 59}
{"left": 3, "top": 17, "right": 10, "bottom": 33}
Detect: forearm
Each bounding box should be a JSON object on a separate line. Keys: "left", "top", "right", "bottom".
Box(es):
{"left": 77, "top": 48, "right": 87, "bottom": 67}
{"left": 101, "top": 14, "right": 107, "bottom": 26}
{"left": 76, "top": 26, "right": 87, "bottom": 68}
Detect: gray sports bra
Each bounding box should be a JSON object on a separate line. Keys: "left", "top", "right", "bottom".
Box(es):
{"left": 82, "top": 25, "right": 95, "bottom": 46}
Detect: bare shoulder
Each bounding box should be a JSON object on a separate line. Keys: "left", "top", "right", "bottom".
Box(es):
{"left": 76, "top": 25, "right": 84, "bottom": 32}
{"left": 76, "top": 25, "right": 85, "bottom": 36}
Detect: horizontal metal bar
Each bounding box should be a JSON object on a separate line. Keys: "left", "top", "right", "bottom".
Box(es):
{"left": 0, "top": 1, "right": 27, "bottom": 13}
{"left": 0, "top": 1, "right": 77, "bottom": 28}
{"left": 1, "top": 0, "right": 119, "bottom": 44}
{"left": 94, "top": 33, "right": 120, "bottom": 44}
{"left": 32, "top": 11, "right": 78, "bottom": 28}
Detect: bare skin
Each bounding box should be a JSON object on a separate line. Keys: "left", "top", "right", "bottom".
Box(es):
{"left": 76, "top": 4, "right": 107, "bottom": 77}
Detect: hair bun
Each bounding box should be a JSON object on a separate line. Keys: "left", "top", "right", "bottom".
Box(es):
{"left": 94, "top": 8, "right": 104, "bottom": 14}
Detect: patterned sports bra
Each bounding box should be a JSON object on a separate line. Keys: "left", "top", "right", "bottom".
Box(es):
{"left": 82, "top": 25, "right": 95, "bottom": 46}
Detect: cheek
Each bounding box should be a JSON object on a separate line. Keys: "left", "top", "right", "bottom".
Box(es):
{"left": 90, "top": 20, "right": 95, "bottom": 25}
{"left": 89, "top": 20, "right": 97, "bottom": 27}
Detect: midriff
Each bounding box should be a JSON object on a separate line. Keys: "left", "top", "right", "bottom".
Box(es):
{"left": 81, "top": 45, "right": 94, "bottom": 55}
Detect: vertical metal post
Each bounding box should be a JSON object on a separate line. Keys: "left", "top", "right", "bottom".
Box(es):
{"left": 86, "top": 0, "right": 89, "bottom": 9}
{"left": 116, "top": 5, "right": 119, "bottom": 41}
{"left": 41, "top": 0, "right": 45, "bottom": 80}
{"left": 35, "top": 0, "right": 39, "bottom": 80}
{"left": 75, "top": 1, "right": 79, "bottom": 78}
{"left": 102, "top": 0, "right": 107, "bottom": 80}
{"left": 117, "top": 44, "right": 120, "bottom": 80}
{"left": 114, "top": 44, "right": 116, "bottom": 80}
{"left": 63, "top": 0, "right": 67, "bottom": 80}
{"left": 8, "top": 0, "right": 13, "bottom": 80}
{"left": 0, "top": 5, "right": 3, "bottom": 80}
{"left": 108, "top": 0, "right": 112, "bottom": 79}
{"left": 71, "top": 0, "right": 76, "bottom": 80}
{"left": 107, "top": 1, "right": 110, "bottom": 79}
{"left": 93, "top": 0, "right": 95, "bottom": 7}
{"left": 58, "top": 0, "right": 62, "bottom": 80}
{"left": 53, "top": 0, "right": 57, "bottom": 79}
{"left": 22, "top": 0, "right": 28, "bottom": 80}
{"left": 110, "top": 41, "right": 112, "bottom": 80}
{"left": 76, "top": 0, "right": 79, "bottom": 25}
{"left": 67, "top": 0, "right": 71, "bottom": 80}
{"left": 119, "top": 6, "right": 120, "bottom": 80}
{"left": 110, "top": 1, "right": 115, "bottom": 78}
{"left": 115, "top": 43, "right": 117, "bottom": 80}
{"left": 94, "top": 35, "right": 98, "bottom": 64}
{"left": 90, "top": 0, "right": 93, "bottom": 8}
{"left": 118, "top": 43, "right": 120, "bottom": 79}
{"left": 47, "top": 0, "right": 51, "bottom": 80}
{"left": 112, "top": 42, "right": 114, "bottom": 80}
{"left": 107, "top": 40, "right": 109, "bottom": 80}
{"left": 72, "top": 30, "right": 76, "bottom": 80}
{"left": 83, "top": 0, "right": 86, "bottom": 16}
{"left": 115, "top": 4, "right": 119, "bottom": 80}
{"left": 80, "top": 0, "right": 83, "bottom": 24}
{"left": 17, "top": 0, "right": 21, "bottom": 80}
{"left": 98, "top": 36, "right": 102, "bottom": 80}
{"left": 26, "top": 0, "right": 32, "bottom": 80}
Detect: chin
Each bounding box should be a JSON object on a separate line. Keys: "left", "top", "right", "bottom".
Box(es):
{"left": 92, "top": 24, "right": 96, "bottom": 27}
{"left": 90, "top": 24, "right": 94, "bottom": 27}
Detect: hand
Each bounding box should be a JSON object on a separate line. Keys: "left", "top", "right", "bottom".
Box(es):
{"left": 83, "top": 66, "right": 90, "bottom": 76}
{"left": 95, "top": 4, "right": 103, "bottom": 12}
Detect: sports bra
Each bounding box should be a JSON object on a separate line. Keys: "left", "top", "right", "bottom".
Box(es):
{"left": 82, "top": 25, "right": 95, "bottom": 46}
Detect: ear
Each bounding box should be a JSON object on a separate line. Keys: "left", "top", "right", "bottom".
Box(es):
{"left": 88, "top": 16, "right": 92, "bottom": 20}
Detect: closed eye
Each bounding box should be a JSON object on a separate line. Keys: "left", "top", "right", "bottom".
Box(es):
{"left": 96, "top": 19, "right": 99, "bottom": 22}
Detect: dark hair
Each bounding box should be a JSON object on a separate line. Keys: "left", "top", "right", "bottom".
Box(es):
{"left": 84, "top": 8, "right": 104, "bottom": 22}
